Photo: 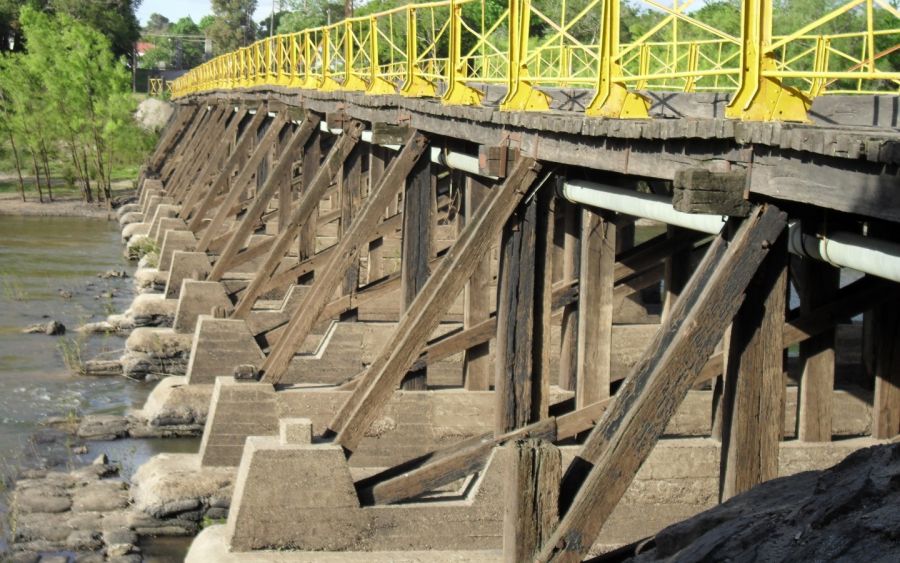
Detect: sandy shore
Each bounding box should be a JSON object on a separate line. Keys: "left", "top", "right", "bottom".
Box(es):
{"left": 0, "top": 187, "right": 135, "bottom": 219}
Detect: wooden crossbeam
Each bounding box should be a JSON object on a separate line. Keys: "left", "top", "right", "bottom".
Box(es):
{"left": 537, "top": 205, "right": 787, "bottom": 562}
{"left": 257, "top": 211, "right": 404, "bottom": 297}
{"left": 195, "top": 112, "right": 290, "bottom": 251}
{"left": 328, "top": 157, "right": 543, "bottom": 454}
{"left": 182, "top": 106, "right": 266, "bottom": 225}
{"left": 208, "top": 114, "right": 320, "bottom": 280}
{"left": 161, "top": 105, "right": 219, "bottom": 188}
{"left": 147, "top": 105, "right": 199, "bottom": 174}
{"left": 231, "top": 120, "right": 365, "bottom": 319}
{"left": 353, "top": 272, "right": 888, "bottom": 508}
{"left": 168, "top": 106, "right": 230, "bottom": 201}
{"left": 262, "top": 133, "right": 431, "bottom": 382}
{"left": 177, "top": 107, "right": 249, "bottom": 212}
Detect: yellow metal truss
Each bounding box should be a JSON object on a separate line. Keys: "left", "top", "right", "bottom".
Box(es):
{"left": 168, "top": 0, "right": 900, "bottom": 123}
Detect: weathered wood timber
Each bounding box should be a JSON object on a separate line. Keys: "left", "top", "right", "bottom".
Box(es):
{"left": 872, "top": 298, "right": 900, "bottom": 439}
{"left": 329, "top": 158, "right": 543, "bottom": 453}
{"left": 718, "top": 231, "right": 788, "bottom": 501}
{"left": 503, "top": 440, "right": 561, "bottom": 563}
{"left": 399, "top": 150, "right": 435, "bottom": 390}
{"left": 463, "top": 174, "right": 494, "bottom": 391}
{"left": 495, "top": 185, "right": 553, "bottom": 433}
{"left": 231, "top": 120, "right": 364, "bottom": 318}
{"left": 261, "top": 133, "right": 430, "bottom": 382}
{"left": 673, "top": 167, "right": 750, "bottom": 216}
{"left": 538, "top": 204, "right": 787, "bottom": 562}
{"left": 208, "top": 114, "right": 320, "bottom": 280}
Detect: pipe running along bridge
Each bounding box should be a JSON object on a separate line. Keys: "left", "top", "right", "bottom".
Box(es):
{"left": 127, "top": 0, "right": 899, "bottom": 560}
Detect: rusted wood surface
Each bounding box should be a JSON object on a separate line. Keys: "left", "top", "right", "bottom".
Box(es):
{"left": 329, "top": 158, "right": 543, "bottom": 454}
{"left": 538, "top": 205, "right": 787, "bottom": 563}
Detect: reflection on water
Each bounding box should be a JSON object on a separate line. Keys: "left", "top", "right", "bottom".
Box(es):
{"left": 0, "top": 216, "right": 196, "bottom": 560}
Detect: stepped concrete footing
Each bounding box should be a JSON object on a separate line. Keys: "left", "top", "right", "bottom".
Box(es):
{"left": 159, "top": 230, "right": 199, "bottom": 271}
{"left": 185, "top": 316, "right": 266, "bottom": 385}
{"left": 165, "top": 251, "right": 213, "bottom": 298}
{"left": 173, "top": 280, "right": 233, "bottom": 333}
{"left": 186, "top": 434, "right": 885, "bottom": 558}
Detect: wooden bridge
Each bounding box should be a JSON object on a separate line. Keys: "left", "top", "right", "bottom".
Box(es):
{"left": 122, "top": 1, "right": 900, "bottom": 560}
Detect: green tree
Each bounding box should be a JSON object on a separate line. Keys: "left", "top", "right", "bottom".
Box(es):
{"left": 49, "top": 0, "right": 142, "bottom": 59}
{"left": 208, "top": 0, "right": 258, "bottom": 54}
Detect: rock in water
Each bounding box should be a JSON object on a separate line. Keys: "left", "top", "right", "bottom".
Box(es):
{"left": 628, "top": 442, "right": 900, "bottom": 562}
{"left": 23, "top": 320, "right": 66, "bottom": 335}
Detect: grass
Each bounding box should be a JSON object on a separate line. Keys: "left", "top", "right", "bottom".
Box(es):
{"left": 58, "top": 336, "right": 87, "bottom": 375}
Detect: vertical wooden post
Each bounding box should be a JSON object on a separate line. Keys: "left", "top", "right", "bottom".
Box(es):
{"left": 557, "top": 199, "right": 580, "bottom": 391}
{"left": 872, "top": 298, "right": 900, "bottom": 439}
{"left": 367, "top": 145, "right": 389, "bottom": 281}
{"left": 795, "top": 257, "right": 839, "bottom": 442}
{"left": 400, "top": 154, "right": 434, "bottom": 390}
{"left": 503, "top": 439, "right": 561, "bottom": 563}
{"left": 718, "top": 231, "right": 787, "bottom": 501}
{"left": 298, "top": 128, "right": 321, "bottom": 283}
{"left": 495, "top": 186, "right": 553, "bottom": 434}
{"left": 663, "top": 225, "right": 693, "bottom": 320}
{"left": 277, "top": 125, "right": 293, "bottom": 233}
{"left": 341, "top": 144, "right": 363, "bottom": 312}
{"left": 463, "top": 173, "right": 493, "bottom": 391}
{"left": 575, "top": 208, "right": 615, "bottom": 408}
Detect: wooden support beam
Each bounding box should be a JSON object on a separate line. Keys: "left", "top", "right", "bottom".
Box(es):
{"left": 463, "top": 173, "right": 494, "bottom": 391}
{"left": 367, "top": 145, "right": 390, "bottom": 281}
{"left": 872, "top": 298, "right": 900, "bottom": 439}
{"left": 503, "top": 440, "right": 561, "bottom": 563}
{"left": 718, "top": 231, "right": 787, "bottom": 501}
{"left": 298, "top": 127, "right": 322, "bottom": 273}
{"left": 356, "top": 272, "right": 890, "bottom": 509}
{"left": 575, "top": 209, "right": 615, "bottom": 407}
{"left": 537, "top": 204, "right": 787, "bottom": 563}
{"left": 261, "top": 133, "right": 430, "bottom": 383}
{"left": 196, "top": 112, "right": 289, "bottom": 251}
{"left": 557, "top": 199, "right": 580, "bottom": 391}
{"left": 329, "top": 158, "right": 543, "bottom": 454}
{"left": 209, "top": 115, "right": 320, "bottom": 280}
{"left": 258, "top": 212, "right": 403, "bottom": 296}
{"left": 495, "top": 186, "right": 554, "bottom": 433}
{"left": 399, "top": 152, "right": 435, "bottom": 390}
{"left": 231, "top": 121, "right": 364, "bottom": 319}
{"left": 340, "top": 143, "right": 364, "bottom": 308}
{"left": 183, "top": 107, "right": 267, "bottom": 225}
{"left": 147, "top": 105, "right": 199, "bottom": 174}
{"left": 795, "top": 256, "right": 840, "bottom": 442}
{"left": 169, "top": 106, "right": 231, "bottom": 201}
{"left": 159, "top": 106, "right": 213, "bottom": 185}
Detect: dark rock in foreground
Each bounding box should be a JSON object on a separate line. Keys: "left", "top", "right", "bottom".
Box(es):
{"left": 628, "top": 441, "right": 900, "bottom": 562}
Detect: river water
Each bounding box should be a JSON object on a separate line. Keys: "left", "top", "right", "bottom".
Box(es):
{"left": 0, "top": 215, "right": 193, "bottom": 559}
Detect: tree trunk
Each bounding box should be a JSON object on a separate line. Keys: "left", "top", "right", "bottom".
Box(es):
{"left": 39, "top": 138, "right": 53, "bottom": 201}
{"left": 30, "top": 150, "right": 44, "bottom": 203}
{"left": 70, "top": 143, "right": 92, "bottom": 203}
{"left": 8, "top": 132, "right": 27, "bottom": 202}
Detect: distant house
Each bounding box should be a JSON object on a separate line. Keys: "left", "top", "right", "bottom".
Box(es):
{"left": 136, "top": 41, "right": 155, "bottom": 58}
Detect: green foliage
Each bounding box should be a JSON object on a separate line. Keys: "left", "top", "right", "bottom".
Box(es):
{"left": 208, "top": 0, "right": 259, "bottom": 54}
{"left": 141, "top": 15, "right": 206, "bottom": 70}
{"left": 0, "top": 5, "right": 153, "bottom": 204}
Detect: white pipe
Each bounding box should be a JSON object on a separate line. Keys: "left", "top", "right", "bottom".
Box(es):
{"left": 789, "top": 224, "right": 900, "bottom": 283}
{"left": 561, "top": 179, "right": 900, "bottom": 283}
{"left": 561, "top": 179, "right": 725, "bottom": 235}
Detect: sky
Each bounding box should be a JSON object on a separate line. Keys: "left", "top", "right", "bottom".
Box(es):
{"left": 136, "top": 0, "right": 274, "bottom": 26}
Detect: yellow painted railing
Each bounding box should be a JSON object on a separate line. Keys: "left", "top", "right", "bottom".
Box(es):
{"left": 171, "top": 0, "right": 900, "bottom": 122}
